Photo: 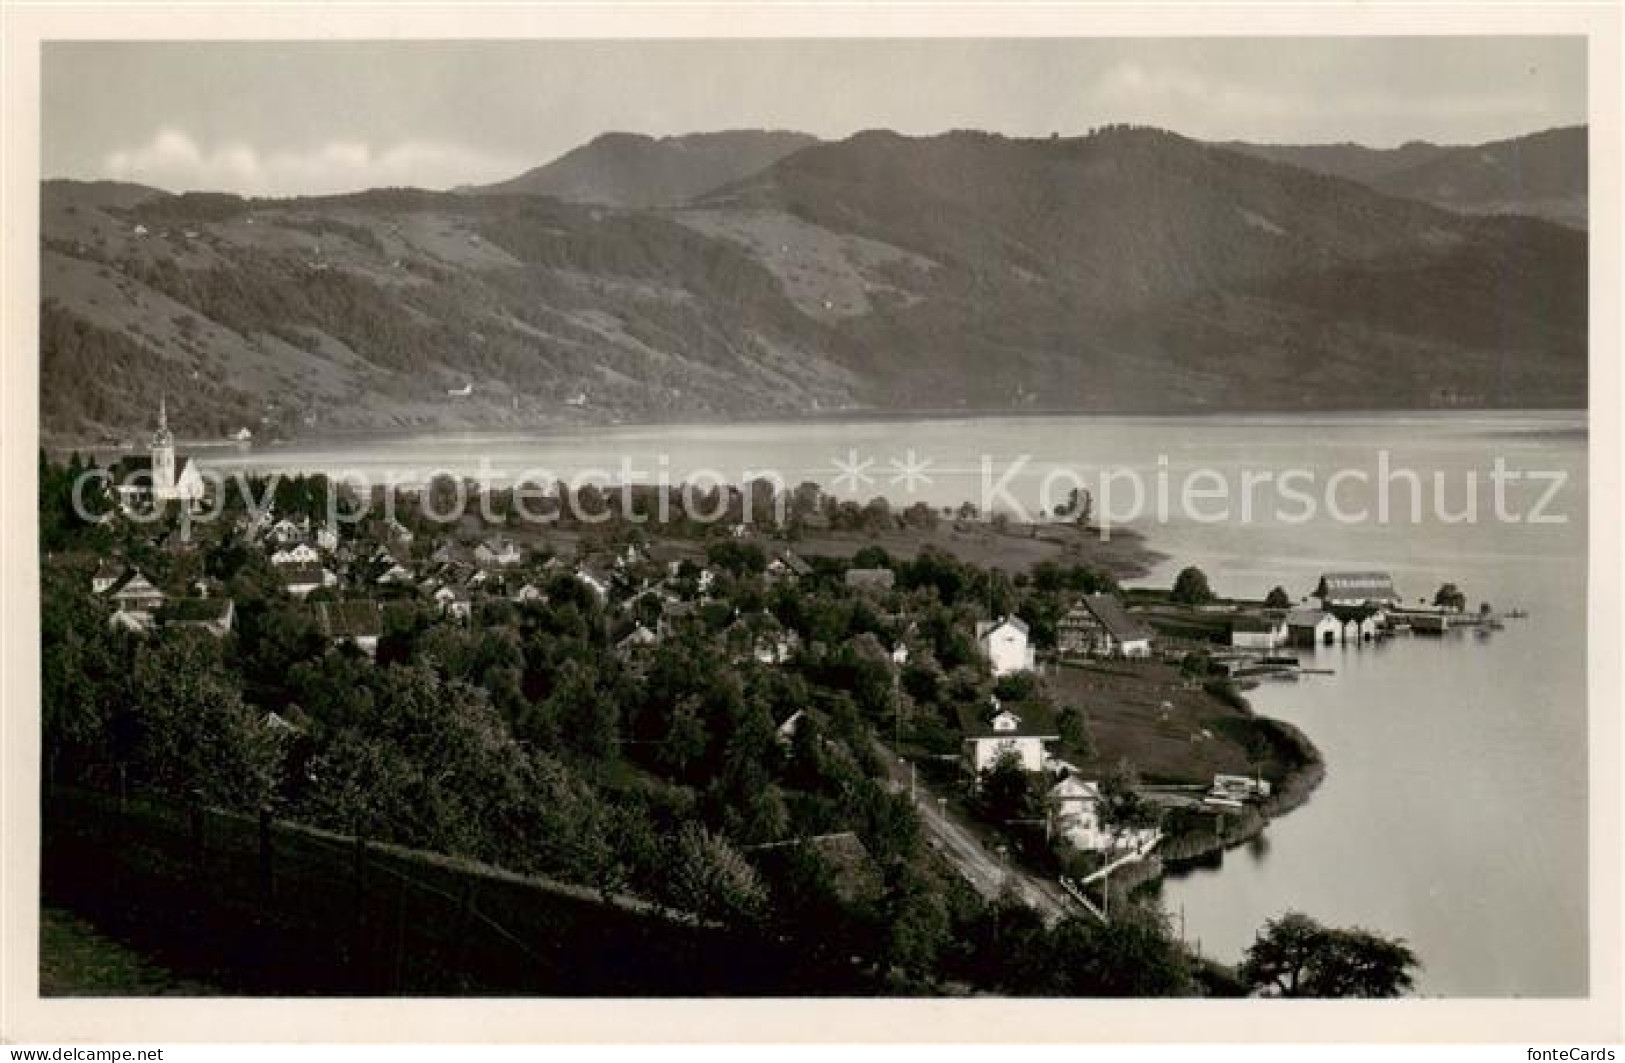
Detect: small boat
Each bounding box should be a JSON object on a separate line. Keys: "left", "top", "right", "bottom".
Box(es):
{"left": 1506, "top": 608, "right": 1529, "bottom": 619}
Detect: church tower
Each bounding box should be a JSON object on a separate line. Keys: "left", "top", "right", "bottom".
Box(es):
{"left": 151, "top": 396, "right": 176, "bottom": 496}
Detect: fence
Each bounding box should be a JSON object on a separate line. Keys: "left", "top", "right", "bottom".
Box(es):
{"left": 41, "top": 784, "right": 806, "bottom": 996}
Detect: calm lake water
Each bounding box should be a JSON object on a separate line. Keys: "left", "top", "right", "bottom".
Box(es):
{"left": 202, "top": 410, "right": 1589, "bottom": 997}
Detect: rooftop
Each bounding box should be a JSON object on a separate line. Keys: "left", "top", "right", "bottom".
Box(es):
{"left": 318, "top": 600, "right": 383, "bottom": 639}
{"left": 956, "top": 699, "right": 1060, "bottom": 740}
{"left": 1073, "top": 594, "right": 1154, "bottom": 641}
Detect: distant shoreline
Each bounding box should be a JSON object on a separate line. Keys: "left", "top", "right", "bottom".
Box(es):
{"left": 44, "top": 404, "right": 1588, "bottom": 458}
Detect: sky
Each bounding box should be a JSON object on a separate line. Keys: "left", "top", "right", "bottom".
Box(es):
{"left": 42, "top": 37, "right": 1587, "bottom": 197}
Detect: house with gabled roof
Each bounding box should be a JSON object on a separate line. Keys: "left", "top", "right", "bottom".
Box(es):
{"left": 1058, "top": 594, "right": 1154, "bottom": 658}
{"left": 511, "top": 581, "right": 546, "bottom": 605}
{"left": 280, "top": 563, "right": 336, "bottom": 599}
{"left": 615, "top": 623, "right": 660, "bottom": 658}
{"left": 92, "top": 560, "right": 127, "bottom": 595}
{"left": 975, "top": 616, "right": 1035, "bottom": 676}
{"left": 1048, "top": 775, "right": 1161, "bottom": 857}
{"left": 376, "top": 561, "right": 415, "bottom": 586}
{"left": 766, "top": 550, "right": 813, "bottom": 584}
{"left": 474, "top": 536, "right": 522, "bottom": 566}
{"left": 316, "top": 599, "right": 383, "bottom": 657}
{"left": 432, "top": 583, "right": 472, "bottom": 621}
{"left": 109, "top": 569, "right": 165, "bottom": 613}
{"left": 728, "top": 613, "right": 800, "bottom": 665}
{"left": 959, "top": 696, "right": 1059, "bottom": 775}
{"left": 160, "top": 597, "right": 235, "bottom": 637}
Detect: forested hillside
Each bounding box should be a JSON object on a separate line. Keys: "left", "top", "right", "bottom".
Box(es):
{"left": 39, "top": 125, "right": 1586, "bottom": 443}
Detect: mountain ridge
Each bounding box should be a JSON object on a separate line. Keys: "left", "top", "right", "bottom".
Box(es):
{"left": 468, "top": 129, "right": 821, "bottom": 208}
{"left": 38, "top": 124, "right": 1586, "bottom": 443}
{"left": 1221, "top": 125, "right": 1586, "bottom": 227}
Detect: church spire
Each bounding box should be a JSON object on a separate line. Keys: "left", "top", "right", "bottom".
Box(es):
{"left": 152, "top": 395, "right": 174, "bottom": 449}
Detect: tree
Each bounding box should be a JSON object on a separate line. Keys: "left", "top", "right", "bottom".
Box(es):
{"left": 1096, "top": 759, "right": 1157, "bottom": 843}
{"left": 1043, "top": 908, "right": 1192, "bottom": 996}
{"left": 1239, "top": 911, "right": 1419, "bottom": 998}
{"left": 545, "top": 659, "right": 620, "bottom": 761}
{"left": 1056, "top": 706, "right": 1092, "bottom": 757}
{"left": 41, "top": 569, "right": 127, "bottom": 777}
{"left": 128, "top": 631, "right": 284, "bottom": 810}
{"left": 851, "top": 545, "right": 892, "bottom": 570}
{"left": 879, "top": 858, "right": 952, "bottom": 982}
{"left": 1264, "top": 586, "right": 1292, "bottom": 609}
{"left": 977, "top": 749, "right": 1038, "bottom": 825}
{"left": 1433, "top": 583, "right": 1466, "bottom": 612}
{"left": 1055, "top": 486, "right": 1092, "bottom": 525}
{"left": 664, "top": 823, "right": 768, "bottom": 925}
{"left": 1170, "top": 566, "right": 1215, "bottom": 606}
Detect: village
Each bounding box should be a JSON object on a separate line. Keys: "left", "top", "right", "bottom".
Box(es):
{"left": 59, "top": 403, "right": 1512, "bottom": 919}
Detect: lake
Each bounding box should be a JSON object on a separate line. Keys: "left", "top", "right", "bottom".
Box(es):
{"left": 200, "top": 410, "right": 1589, "bottom": 997}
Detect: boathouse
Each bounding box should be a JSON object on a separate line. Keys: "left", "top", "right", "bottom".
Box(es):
{"left": 1287, "top": 608, "right": 1341, "bottom": 647}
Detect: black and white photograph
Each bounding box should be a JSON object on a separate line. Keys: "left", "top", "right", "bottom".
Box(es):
{"left": 2, "top": 2, "right": 1621, "bottom": 1050}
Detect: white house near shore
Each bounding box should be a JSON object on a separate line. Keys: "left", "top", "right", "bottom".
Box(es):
{"left": 1048, "top": 776, "right": 1162, "bottom": 857}
{"left": 975, "top": 616, "right": 1035, "bottom": 676}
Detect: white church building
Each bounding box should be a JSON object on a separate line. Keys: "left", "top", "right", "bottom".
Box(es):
{"left": 113, "top": 398, "right": 205, "bottom": 510}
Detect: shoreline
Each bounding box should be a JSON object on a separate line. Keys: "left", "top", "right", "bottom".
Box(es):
{"left": 1145, "top": 715, "right": 1326, "bottom": 890}
{"left": 43, "top": 405, "right": 1588, "bottom": 457}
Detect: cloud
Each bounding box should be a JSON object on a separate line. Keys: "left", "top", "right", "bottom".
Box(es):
{"left": 103, "top": 127, "right": 522, "bottom": 195}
